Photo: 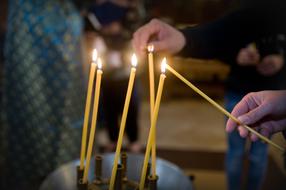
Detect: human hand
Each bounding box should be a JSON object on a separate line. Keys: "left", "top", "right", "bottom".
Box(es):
{"left": 226, "top": 90, "right": 286, "bottom": 141}
{"left": 256, "top": 54, "right": 284, "bottom": 76}
{"left": 132, "top": 19, "right": 186, "bottom": 56}
{"left": 237, "top": 44, "right": 260, "bottom": 66}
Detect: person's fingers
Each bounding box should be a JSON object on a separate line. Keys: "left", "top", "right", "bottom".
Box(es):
{"left": 237, "top": 103, "right": 271, "bottom": 126}
{"left": 133, "top": 24, "right": 153, "bottom": 54}
{"left": 226, "top": 118, "right": 237, "bottom": 133}
{"left": 249, "top": 122, "right": 272, "bottom": 142}
{"left": 260, "top": 127, "right": 272, "bottom": 139}
{"left": 261, "top": 118, "right": 286, "bottom": 134}
{"left": 237, "top": 49, "right": 259, "bottom": 65}
{"left": 132, "top": 38, "right": 141, "bottom": 57}
{"left": 246, "top": 51, "right": 259, "bottom": 64}
{"left": 259, "top": 55, "right": 284, "bottom": 76}
{"left": 226, "top": 92, "right": 269, "bottom": 133}
{"left": 226, "top": 94, "right": 253, "bottom": 133}
{"left": 132, "top": 30, "right": 145, "bottom": 57}
{"left": 237, "top": 49, "right": 248, "bottom": 64}
{"left": 250, "top": 133, "right": 259, "bottom": 141}
{"left": 151, "top": 40, "right": 169, "bottom": 52}
{"left": 250, "top": 126, "right": 260, "bottom": 141}
{"left": 250, "top": 118, "right": 286, "bottom": 141}
{"left": 238, "top": 125, "right": 249, "bottom": 138}
{"left": 137, "top": 19, "right": 162, "bottom": 52}
{"left": 257, "top": 62, "right": 273, "bottom": 76}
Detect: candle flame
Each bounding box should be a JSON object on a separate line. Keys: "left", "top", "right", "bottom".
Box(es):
{"left": 131, "top": 53, "right": 138, "bottom": 67}
{"left": 147, "top": 44, "right": 154, "bottom": 52}
{"left": 92, "top": 49, "right": 98, "bottom": 62}
{"left": 161, "top": 57, "right": 167, "bottom": 73}
{"left": 97, "top": 57, "right": 102, "bottom": 69}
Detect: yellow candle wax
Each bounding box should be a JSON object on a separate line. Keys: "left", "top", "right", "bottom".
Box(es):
{"left": 139, "top": 58, "right": 167, "bottom": 190}
{"left": 82, "top": 58, "right": 103, "bottom": 184}
{"left": 166, "top": 64, "right": 284, "bottom": 152}
{"left": 109, "top": 54, "right": 138, "bottom": 190}
{"left": 79, "top": 49, "right": 97, "bottom": 170}
{"left": 147, "top": 44, "right": 157, "bottom": 177}
{"left": 148, "top": 44, "right": 155, "bottom": 117}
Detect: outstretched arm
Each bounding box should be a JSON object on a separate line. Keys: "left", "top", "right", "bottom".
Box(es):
{"left": 133, "top": 4, "right": 286, "bottom": 59}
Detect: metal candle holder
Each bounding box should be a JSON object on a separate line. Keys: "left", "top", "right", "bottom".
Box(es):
{"left": 76, "top": 153, "right": 157, "bottom": 190}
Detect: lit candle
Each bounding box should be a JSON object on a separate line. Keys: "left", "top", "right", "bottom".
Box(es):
{"left": 166, "top": 64, "right": 284, "bottom": 152}
{"left": 82, "top": 58, "right": 103, "bottom": 184}
{"left": 139, "top": 58, "right": 167, "bottom": 190}
{"left": 79, "top": 49, "right": 97, "bottom": 170}
{"left": 109, "top": 54, "right": 138, "bottom": 190}
{"left": 147, "top": 44, "right": 157, "bottom": 177}
{"left": 148, "top": 44, "right": 155, "bottom": 116}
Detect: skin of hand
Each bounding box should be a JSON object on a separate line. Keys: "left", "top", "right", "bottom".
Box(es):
{"left": 226, "top": 90, "right": 286, "bottom": 141}
{"left": 132, "top": 19, "right": 186, "bottom": 56}
{"left": 256, "top": 54, "right": 284, "bottom": 76}
{"left": 237, "top": 44, "right": 260, "bottom": 66}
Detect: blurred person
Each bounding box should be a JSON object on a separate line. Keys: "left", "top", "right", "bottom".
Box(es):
{"left": 132, "top": 0, "right": 286, "bottom": 189}
{"left": 89, "top": 0, "right": 142, "bottom": 153}
{"left": 1, "top": 1, "right": 87, "bottom": 189}
{"left": 225, "top": 37, "right": 286, "bottom": 190}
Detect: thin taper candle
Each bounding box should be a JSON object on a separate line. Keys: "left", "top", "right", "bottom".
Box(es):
{"left": 82, "top": 58, "right": 103, "bottom": 183}
{"left": 139, "top": 59, "right": 167, "bottom": 190}
{"left": 147, "top": 44, "right": 157, "bottom": 177}
{"left": 79, "top": 49, "right": 97, "bottom": 170}
{"left": 166, "top": 64, "right": 284, "bottom": 152}
{"left": 148, "top": 44, "right": 155, "bottom": 116}
{"left": 109, "top": 54, "right": 138, "bottom": 190}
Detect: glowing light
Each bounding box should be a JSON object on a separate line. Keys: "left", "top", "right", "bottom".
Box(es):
{"left": 92, "top": 49, "right": 98, "bottom": 62}
{"left": 161, "top": 57, "right": 167, "bottom": 73}
{"left": 147, "top": 44, "right": 154, "bottom": 52}
{"left": 131, "top": 53, "right": 138, "bottom": 67}
{"left": 97, "top": 57, "right": 102, "bottom": 69}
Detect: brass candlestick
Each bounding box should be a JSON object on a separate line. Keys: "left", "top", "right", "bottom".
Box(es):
{"left": 148, "top": 175, "right": 158, "bottom": 190}
{"left": 78, "top": 153, "right": 147, "bottom": 190}
{"left": 95, "top": 155, "right": 103, "bottom": 185}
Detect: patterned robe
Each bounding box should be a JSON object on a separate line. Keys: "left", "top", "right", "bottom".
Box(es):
{"left": 1, "top": 1, "right": 86, "bottom": 189}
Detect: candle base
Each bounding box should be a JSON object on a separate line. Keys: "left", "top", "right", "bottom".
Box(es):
{"left": 78, "top": 179, "right": 88, "bottom": 190}
{"left": 144, "top": 163, "right": 151, "bottom": 188}
{"left": 114, "top": 164, "right": 123, "bottom": 190}
{"left": 121, "top": 152, "right": 128, "bottom": 182}
{"left": 77, "top": 166, "right": 84, "bottom": 187}
{"left": 95, "top": 155, "right": 103, "bottom": 185}
{"left": 148, "top": 175, "right": 159, "bottom": 190}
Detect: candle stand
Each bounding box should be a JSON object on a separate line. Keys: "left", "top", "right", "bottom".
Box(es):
{"left": 77, "top": 153, "right": 156, "bottom": 190}
{"left": 40, "top": 153, "right": 192, "bottom": 190}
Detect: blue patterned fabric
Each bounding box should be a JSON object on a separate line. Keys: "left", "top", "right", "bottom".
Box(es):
{"left": 1, "top": 1, "right": 86, "bottom": 189}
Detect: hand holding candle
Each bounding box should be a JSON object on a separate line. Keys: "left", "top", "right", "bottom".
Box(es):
{"left": 83, "top": 58, "right": 103, "bottom": 184}
{"left": 166, "top": 64, "right": 284, "bottom": 152}
{"left": 109, "top": 54, "right": 138, "bottom": 190}
{"left": 139, "top": 58, "right": 167, "bottom": 190}
{"left": 79, "top": 49, "right": 97, "bottom": 170}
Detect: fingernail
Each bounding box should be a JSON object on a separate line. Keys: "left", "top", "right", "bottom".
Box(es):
{"left": 238, "top": 126, "right": 247, "bottom": 138}
{"left": 238, "top": 116, "right": 248, "bottom": 124}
